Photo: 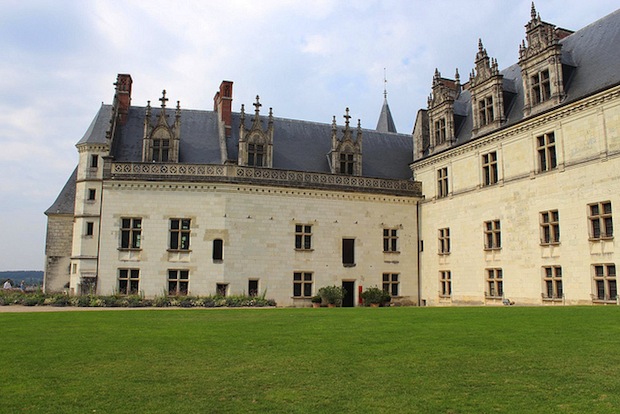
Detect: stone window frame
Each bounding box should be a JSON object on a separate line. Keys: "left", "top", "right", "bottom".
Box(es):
{"left": 540, "top": 210, "right": 560, "bottom": 245}
{"left": 536, "top": 132, "right": 557, "bottom": 173}
{"left": 118, "top": 268, "right": 140, "bottom": 295}
{"left": 434, "top": 117, "right": 447, "bottom": 146}
{"left": 168, "top": 269, "right": 189, "bottom": 296}
{"left": 592, "top": 264, "right": 617, "bottom": 302}
{"left": 485, "top": 268, "right": 503, "bottom": 298}
{"left": 120, "top": 217, "right": 142, "bottom": 250}
{"left": 293, "top": 272, "right": 313, "bottom": 298}
{"left": 90, "top": 154, "right": 99, "bottom": 169}
{"left": 382, "top": 273, "right": 399, "bottom": 297}
{"left": 439, "top": 270, "right": 452, "bottom": 298}
{"left": 339, "top": 152, "right": 355, "bottom": 175}
{"left": 247, "top": 142, "right": 265, "bottom": 167}
{"left": 87, "top": 188, "right": 96, "bottom": 202}
{"left": 169, "top": 218, "right": 191, "bottom": 251}
{"left": 248, "top": 279, "right": 259, "bottom": 297}
{"left": 484, "top": 220, "right": 501, "bottom": 250}
{"left": 478, "top": 96, "right": 494, "bottom": 127}
{"left": 438, "top": 228, "right": 451, "bottom": 255}
{"left": 212, "top": 239, "right": 224, "bottom": 262}
{"left": 85, "top": 221, "right": 94, "bottom": 237}
{"left": 481, "top": 151, "right": 498, "bottom": 186}
{"left": 152, "top": 138, "right": 170, "bottom": 162}
{"left": 436, "top": 167, "right": 449, "bottom": 198}
{"left": 342, "top": 238, "right": 355, "bottom": 267}
{"left": 588, "top": 201, "right": 613, "bottom": 240}
{"left": 295, "top": 224, "right": 313, "bottom": 251}
{"left": 542, "top": 266, "right": 563, "bottom": 300}
{"left": 383, "top": 228, "right": 399, "bottom": 253}
{"left": 531, "top": 69, "right": 551, "bottom": 105}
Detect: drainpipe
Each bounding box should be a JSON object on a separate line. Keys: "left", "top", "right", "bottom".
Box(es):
{"left": 416, "top": 200, "right": 422, "bottom": 306}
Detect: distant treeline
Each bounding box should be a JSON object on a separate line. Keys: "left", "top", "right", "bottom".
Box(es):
{"left": 1, "top": 271, "right": 43, "bottom": 284}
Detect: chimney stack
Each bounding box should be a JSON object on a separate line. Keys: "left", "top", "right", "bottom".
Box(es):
{"left": 214, "top": 80, "right": 233, "bottom": 137}
{"left": 114, "top": 74, "right": 133, "bottom": 125}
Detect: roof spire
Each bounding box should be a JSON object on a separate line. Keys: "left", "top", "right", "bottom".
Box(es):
{"left": 383, "top": 68, "right": 388, "bottom": 99}
{"left": 376, "top": 71, "right": 397, "bottom": 133}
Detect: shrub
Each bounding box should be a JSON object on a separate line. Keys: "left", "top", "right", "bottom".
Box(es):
{"left": 360, "top": 286, "right": 391, "bottom": 306}
{"left": 318, "top": 285, "right": 346, "bottom": 306}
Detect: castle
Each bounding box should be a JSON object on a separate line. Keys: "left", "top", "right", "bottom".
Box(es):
{"left": 45, "top": 5, "right": 619, "bottom": 306}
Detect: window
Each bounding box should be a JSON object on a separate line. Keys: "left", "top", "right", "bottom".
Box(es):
{"left": 120, "top": 218, "right": 142, "bottom": 249}
{"left": 537, "top": 132, "right": 557, "bottom": 172}
{"left": 90, "top": 154, "right": 99, "bottom": 168}
{"left": 88, "top": 188, "right": 96, "bottom": 201}
{"left": 293, "top": 272, "right": 313, "bottom": 297}
{"left": 438, "top": 228, "right": 450, "bottom": 254}
{"left": 382, "top": 273, "right": 399, "bottom": 296}
{"left": 248, "top": 143, "right": 264, "bottom": 167}
{"left": 439, "top": 271, "right": 452, "bottom": 297}
{"left": 340, "top": 153, "right": 354, "bottom": 175}
{"left": 589, "top": 201, "right": 613, "bottom": 240}
{"left": 152, "top": 139, "right": 170, "bottom": 162}
{"left": 484, "top": 220, "right": 501, "bottom": 250}
{"left": 540, "top": 210, "right": 560, "bottom": 244}
{"left": 437, "top": 167, "right": 449, "bottom": 198}
{"left": 434, "top": 118, "right": 446, "bottom": 145}
{"left": 295, "top": 225, "right": 312, "bottom": 250}
{"left": 383, "top": 228, "right": 398, "bottom": 252}
{"left": 212, "top": 239, "right": 223, "bottom": 261}
{"left": 593, "top": 264, "right": 616, "bottom": 301}
{"left": 543, "top": 266, "right": 563, "bottom": 299}
{"left": 342, "top": 238, "right": 355, "bottom": 266}
{"left": 248, "top": 280, "right": 259, "bottom": 297}
{"left": 86, "top": 222, "right": 94, "bottom": 237}
{"left": 168, "top": 270, "right": 189, "bottom": 296}
{"left": 478, "top": 97, "right": 494, "bottom": 126}
{"left": 482, "top": 152, "right": 498, "bottom": 186}
{"left": 118, "top": 269, "right": 139, "bottom": 295}
{"left": 531, "top": 69, "right": 551, "bottom": 105}
{"left": 216, "top": 283, "right": 228, "bottom": 297}
{"left": 169, "top": 219, "right": 191, "bottom": 250}
{"left": 486, "top": 268, "right": 503, "bottom": 298}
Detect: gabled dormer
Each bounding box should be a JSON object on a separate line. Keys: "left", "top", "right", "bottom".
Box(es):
{"left": 238, "top": 96, "right": 274, "bottom": 168}
{"left": 519, "top": 3, "right": 573, "bottom": 117}
{"left": 469, "top": 39, "right": 505, "bottom": 135}
{"left": 427, "top": 69, "right": 460, "bottom": 153}
{"left": 142, "top": 90, "right": 181, "bottom": 163}
{"left": 329, "top": 108, "right": 363, "bottom": 176}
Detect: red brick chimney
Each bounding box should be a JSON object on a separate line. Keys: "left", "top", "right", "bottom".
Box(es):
{"left": 114, "top": 74, "right": 132, "bottom": 125}
{"left": 214, "top": 80, "right": 233, "bottom": 137}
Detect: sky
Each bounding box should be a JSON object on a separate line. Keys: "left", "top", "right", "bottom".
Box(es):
{"left": 1, "top": 0, "right": 618, "bottom": 271}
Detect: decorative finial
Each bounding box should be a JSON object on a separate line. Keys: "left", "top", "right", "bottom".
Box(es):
{"left": 175, "top": 101, "right": 181, "bottom": 118}
{"left": 383, "top": 68, "right": 388, "bottom": 99}
{"left": 344, "top": 107, "right": 351, "bottom": 130}
{"left": 332, "top": 115, "right": 337, "bottom": 130}
{"left": 146, "top": 100, "right": 151, "bottom": 117}
{"left": 159, "top": 90, "right": 168, "bottom": 108}
{"left": 253, "top": 95, "right": 261, "bottom": 115}
{"left": 478, "top": 38, "right": 484, "bottom": 51}
{"left": 531, "top": 2, "right": 537, "bottom": 20}
{"left": 455, "top": 68, "right": 460, "bottom": 82}
{"left": 357, "top": 119, "right": 361, "bottom": 130}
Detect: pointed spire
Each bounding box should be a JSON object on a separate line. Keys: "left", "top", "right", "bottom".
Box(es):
{"left": 383, "top": 68, "right": 388, "bottom": 99}
{"left": 145, "top": 100, "right": 151, "bottom": 118}
{"left": 175, "top": 101, "right": 181, "bottom": 119}
{"left": 531, "top": 2, "right": 537, "bottom": 20}
{"left": 331, "top": 115, "right": 337, "bottom": 131}
{"left": 240, "top": 103, "right": 245, "bottom": 125}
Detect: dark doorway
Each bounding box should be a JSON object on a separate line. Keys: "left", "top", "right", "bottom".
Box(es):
{"left": 342, "top": 281, "right": 355, "bottom": 307}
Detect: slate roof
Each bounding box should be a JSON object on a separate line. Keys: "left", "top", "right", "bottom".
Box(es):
{"left": 416, "top": 8, "right": 620, "bottom": 158}
{"left": 45, "top": 167, "right": 76, "bottom": 215}
{"left": 108, "top": 105, "right": 413, "bottom": 179}
{"left": 376, "top": 97, "right": 397, "bottom": 133}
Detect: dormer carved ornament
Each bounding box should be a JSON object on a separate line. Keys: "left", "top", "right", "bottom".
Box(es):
{"left": 329, "top": 108, "right": 363, "bottom": 176}
{"left": 238, "top": 95, "right": 274, "bottom": 168}
{"left": 142, "top": 90, "right": 181, "bottom": 163}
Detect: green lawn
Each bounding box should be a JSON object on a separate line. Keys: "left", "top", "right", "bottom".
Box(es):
{"left": 1, "top": 306, "right": 619, "bottom": 413}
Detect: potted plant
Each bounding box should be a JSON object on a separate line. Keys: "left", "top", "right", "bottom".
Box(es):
{"left": 318, "top": 285, "right": 346, "bottom": 307}
{"left": 361, "top": 286, "right": 390, "bottom": 307}
{"left": 311, "top": 295, "right": 322, "bottom": 308}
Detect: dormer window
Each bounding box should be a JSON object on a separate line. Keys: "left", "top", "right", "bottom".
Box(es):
{"left": 340, "top": 152, "right": 354, "bottom": 175}
{"left": 478, "top": 97, "right": 494, "bottom": 126}
{"left": 248, "top": 143, "right": 265, "bottom": 167}
{"left": 238, "top": 96, "right": 274, "bottom": 168}
{"left": 152, "top": 138, "right": 170, "bottom": 162}
{"left": 434, "top": 118, "right": 447, "bottom": 145}
{"left": 531, "top": 69, "right": 551, "bottom": 105}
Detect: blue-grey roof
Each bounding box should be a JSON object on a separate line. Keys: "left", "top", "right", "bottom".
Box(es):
{"left": 76, "top": 104, "right": 113, "bottom": 145}
{"left": 45, "top": 167, "right": 76, "bottom": 215}
{"left": 418, "top": 8, "right": 620, "bottom": 157}
{"left": 376, "top": 98, "right": 397, "bottom": 133}
{"left": 108, "top": 105, "right": 413, "bottom": 179}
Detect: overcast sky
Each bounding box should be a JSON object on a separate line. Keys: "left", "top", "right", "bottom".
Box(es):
{"left": 1, "top": 0, "right": 617, "bottom": 271}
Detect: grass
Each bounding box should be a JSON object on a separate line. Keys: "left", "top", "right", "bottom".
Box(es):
{"left": 1, "top": 306, "right": 619, "bottom": 413}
